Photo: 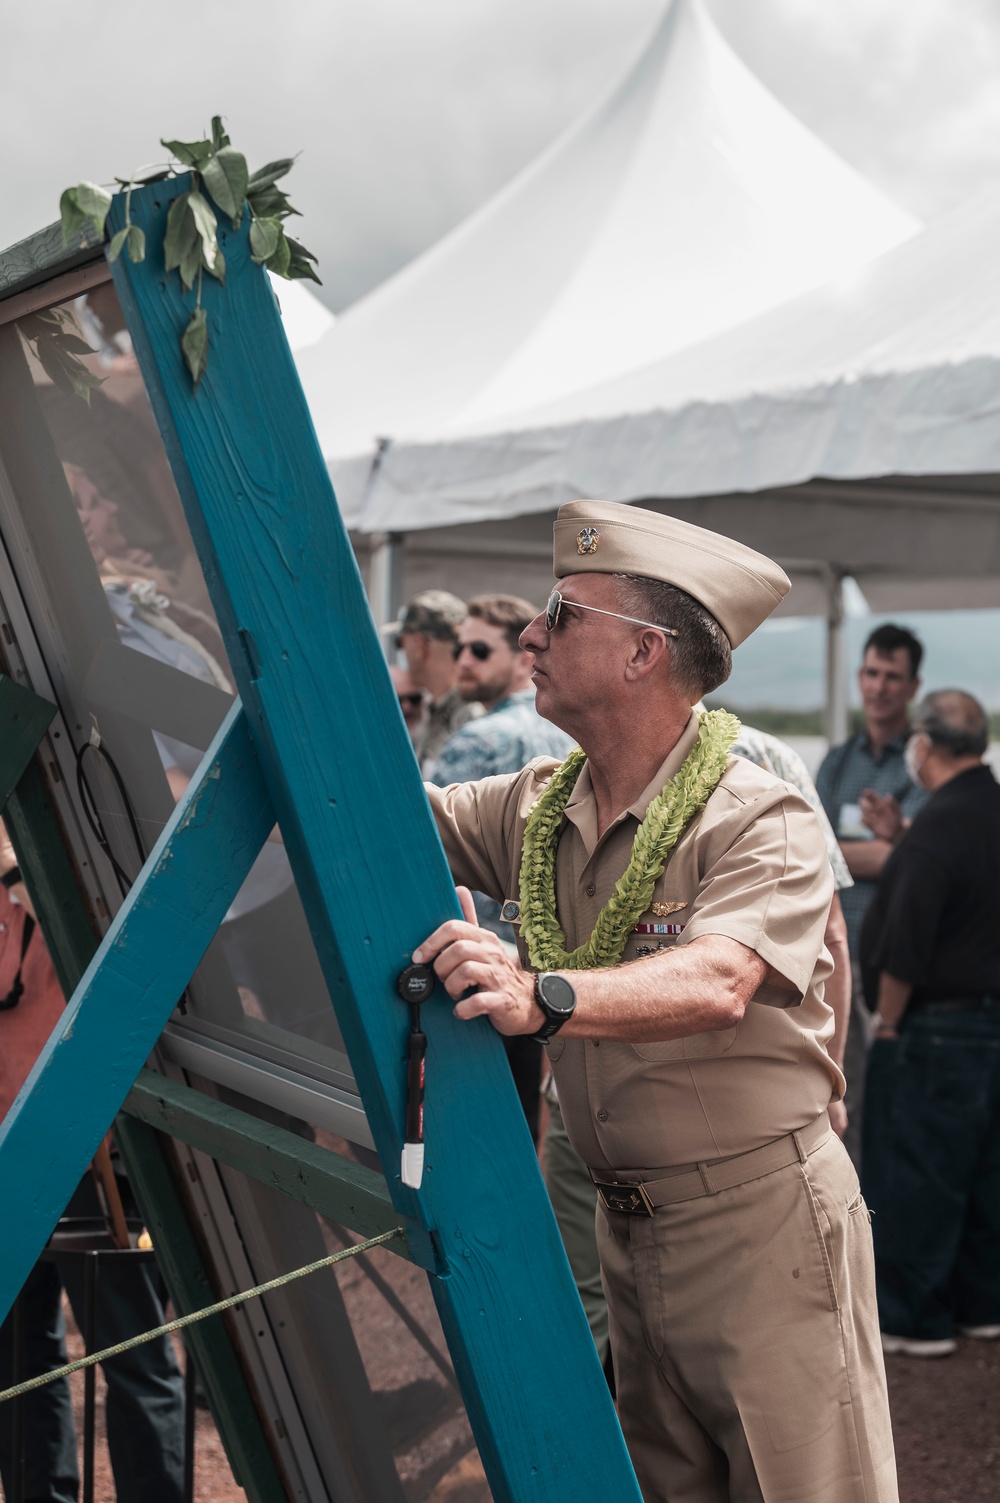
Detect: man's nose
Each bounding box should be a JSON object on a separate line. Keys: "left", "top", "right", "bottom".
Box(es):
{"left": 519, "top": 614, "right": 546, "bottom": 653}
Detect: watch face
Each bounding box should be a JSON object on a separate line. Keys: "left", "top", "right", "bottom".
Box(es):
{"left": 539, "top": 972, "right": 575, "bottom": 1016}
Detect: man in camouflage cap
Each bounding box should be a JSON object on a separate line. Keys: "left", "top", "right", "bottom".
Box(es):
{"left": 390, "top": 590, "right": 481, "bottom": 773}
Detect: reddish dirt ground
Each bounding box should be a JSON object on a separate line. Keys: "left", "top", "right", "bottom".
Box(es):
{"left": 60, "top": 1295, "right": 999, "bottom": 1503}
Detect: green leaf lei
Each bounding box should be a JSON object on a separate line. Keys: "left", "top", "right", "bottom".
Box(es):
{"left": 518, "top": 708, "right": 742, "bottom": 971}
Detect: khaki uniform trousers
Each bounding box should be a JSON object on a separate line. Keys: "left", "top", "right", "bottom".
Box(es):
{"left": 597, "top": 1130, "right": 898, "bottom": 1503}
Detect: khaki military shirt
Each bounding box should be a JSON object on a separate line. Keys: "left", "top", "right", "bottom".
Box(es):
{"left": 427, "top": 714, "right": 841, "bottom": 1171}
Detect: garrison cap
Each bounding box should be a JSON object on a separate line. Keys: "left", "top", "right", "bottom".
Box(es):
{"left": 553, "top": 501, "right": 790, "bottom": 649}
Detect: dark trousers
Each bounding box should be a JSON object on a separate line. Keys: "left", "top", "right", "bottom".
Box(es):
{"left": 0, "top": 1256, "right": 185, "bottom": 1503}
{"left": 862, "top": 1009, "right": 1000, "bottom": 1340}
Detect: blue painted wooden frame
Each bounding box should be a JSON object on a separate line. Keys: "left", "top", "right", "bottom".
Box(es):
{"left": 0, "top": 178, "right": 640, "bottom": 1501}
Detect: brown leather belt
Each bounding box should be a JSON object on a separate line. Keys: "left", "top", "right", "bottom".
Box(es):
{"left": 591, "top": 1114, "right": 831, "bottom": 1216}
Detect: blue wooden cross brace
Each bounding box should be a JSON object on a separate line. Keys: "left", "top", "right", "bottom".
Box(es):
{"left": 0, "top": 178, "right": 641, "bottom": 1501}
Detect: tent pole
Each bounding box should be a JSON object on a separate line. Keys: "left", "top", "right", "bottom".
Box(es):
{"left": 367, "top": 531, "right": 404, "bottom": 649}
{"left": 824, "top": 570, "right": 848, "bottom": 746}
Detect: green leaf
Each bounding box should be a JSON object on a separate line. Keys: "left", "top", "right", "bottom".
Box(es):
{"left": 107, "top": 226, "right": 130, "bottom": 263}
{"left": 249, "top": 216, "right": 281, "bottom": 264}
{"left": 187, "top": 189, "right": 220, "bottom": 272}
{"left": 264, "top": 226, "right": 291, "bottom": 278}
{"left": 59, "top": 187, "right": 87, "bottom": 242}
{"left": 204, "top": 244, "right": 226, "bottom": 285}
{"left": 285, "top": 236, "right": 322, "bottom": 284}
{"left": 247, "top": 183, "right": 297, "bottom": 219}
{"left": 34, "top": 339, "right": 104, "bottom": 404}
{"left": 75, "top": 182, "right": 113, "bottom": 236}
{"left": 181, "top": 307, "right": 209, "bottom": 389}
{"left": 201, "top": 147, "right": 248, "bottom": 227}
{"left": 247, "top": 157, "right": 296, "bottom": 192}
{"left": 161, "top": 137, "right": 214, "bottom": 169}
{"left": 211, "top": 116, "right": 230, "bottom": 150}
{"left": 114, "top": 164, "right": 172, "bottom": 186}
{"left": 164, "top": 193, "right": 198, "bottom": 272}
{"left": 127, "top": 224, "right": 146, "bottom": 262}
{"left": 51, "top": 332, "right": 97, "bottom": 355}
{"left": 179, "top": 239, "right": 203, "bottom": 293}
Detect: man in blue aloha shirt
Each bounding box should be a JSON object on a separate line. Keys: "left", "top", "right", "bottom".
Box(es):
{"left": 429, "top": 593, "right": 572, "bottom": 1140}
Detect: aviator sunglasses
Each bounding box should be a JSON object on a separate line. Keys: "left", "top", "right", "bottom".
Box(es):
{"left": 453, "top": 639, "right": 496, "bottom": 661}
{"left": 545, "top": 588, "right": 678, "bottom": 636}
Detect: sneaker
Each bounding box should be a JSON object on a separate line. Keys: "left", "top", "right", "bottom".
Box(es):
{"left": 958, "top": 1324, "right": 1000, "bottom": 1339}
{"left": 881, "top": 1332, "right": 957, "bottom": 1357}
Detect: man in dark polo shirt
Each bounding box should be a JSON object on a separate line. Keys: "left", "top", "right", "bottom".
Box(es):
{"left": 861, "top": 689, "right": 1000, "bottom": 1357}
{"left": 816, "top": 622, "right": 927, "bottom": 1161}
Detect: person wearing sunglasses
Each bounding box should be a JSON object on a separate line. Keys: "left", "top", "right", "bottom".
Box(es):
{"left": 385, "top": 590, "right": 482, "bottom": 774}
{"left": 430, "top": 595, "right": 573, "bottom": 1145}
{"left": 415, "top": 500, "right": 896, "bottom": 1503}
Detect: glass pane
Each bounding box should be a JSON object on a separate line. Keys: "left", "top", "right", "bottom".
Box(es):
{"left": 0, "top": 278, "right": 361, "bottom": 1138}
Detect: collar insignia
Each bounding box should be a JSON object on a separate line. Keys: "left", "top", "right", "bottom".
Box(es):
{"left": 576, "top": 526, "right": 600, "bottom": 555}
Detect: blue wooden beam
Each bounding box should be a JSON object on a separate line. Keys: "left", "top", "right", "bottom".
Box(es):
{"left": 0, "top": 702, "right": 273, "bottom": 1321}
{"left": 102, "top": 179, "right": 640, "bottom": 1501}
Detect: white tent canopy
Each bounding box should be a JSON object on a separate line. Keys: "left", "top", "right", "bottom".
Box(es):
{"left": 297, "top": 0, "right": 917, "bottom": 521}
{"left": 358, "top": 184, "right": 1000, "bottom": 618}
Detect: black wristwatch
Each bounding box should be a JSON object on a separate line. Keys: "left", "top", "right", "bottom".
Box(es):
{"left": 531, "top": 972, "right": 576, "bottom": 1042}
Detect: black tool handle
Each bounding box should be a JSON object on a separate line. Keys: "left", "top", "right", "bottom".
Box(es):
{"left": 405, "top": 1028, "right": 427, "bottom": 1143}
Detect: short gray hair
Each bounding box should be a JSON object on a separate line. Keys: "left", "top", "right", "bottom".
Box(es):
{"left": 612, "top": 574, "right": 732, "bottom": 698}
{"left": 913, "top": 689, "right": 988, "bottom": 759}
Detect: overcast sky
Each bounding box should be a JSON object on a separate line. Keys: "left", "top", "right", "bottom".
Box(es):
{"left": 5, "top": 0, "right": 1000, "bottom": 311}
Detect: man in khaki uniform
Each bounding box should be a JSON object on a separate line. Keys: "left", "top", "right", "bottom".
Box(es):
{"left": 415, "top": 501, "right": 897, "bottom": 1503}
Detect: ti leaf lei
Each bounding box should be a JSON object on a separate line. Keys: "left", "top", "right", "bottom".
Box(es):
{"left": 518, "top": 708, "right": 741, "bottom": 971}
{"left": 57, "top": 115, "right": 320, "bottom": 391}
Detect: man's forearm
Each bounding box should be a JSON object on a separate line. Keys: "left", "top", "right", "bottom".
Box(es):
{"left": 875, "top": 973, "right": 912, "bottom": 1033}
{"left": 558, "top": 936, "right": 768, "bottom": 1043}
{"left": 823, "top": 896, "right": 850, "bottom": 1067}
{"left": 841, "top": 838, "right": 893, "bottom": 880}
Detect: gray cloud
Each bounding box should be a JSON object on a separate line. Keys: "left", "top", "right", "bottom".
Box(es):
{"left": 5, "top": 1, "right": 1000, "bottom": 312}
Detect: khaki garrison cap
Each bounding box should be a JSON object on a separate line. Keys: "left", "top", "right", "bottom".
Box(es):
{"left": 553, "top": 500, "right": 790, "bottom": 649}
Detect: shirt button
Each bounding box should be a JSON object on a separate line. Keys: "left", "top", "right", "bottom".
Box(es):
{"left": 596, "top": 1109, "right": 608, "bottom": 1122}
{"left": 591, "top": 1040, "right": 600, "bottom": 1048}
{"left": 586, "top": 883, "right": 596, "bottom": 897}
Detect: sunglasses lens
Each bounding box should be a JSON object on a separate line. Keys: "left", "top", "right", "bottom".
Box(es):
{"left": 471, "top": 642, "right": 492, "bottom": 661}
{"left": 545, "top": 591, "right": 561, "bottom": 631}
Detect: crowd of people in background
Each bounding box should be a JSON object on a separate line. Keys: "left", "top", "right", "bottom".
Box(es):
{"left": 393, "top": 596, "right": 1000, "bottom": 1370}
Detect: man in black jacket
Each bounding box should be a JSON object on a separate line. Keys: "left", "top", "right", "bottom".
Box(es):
{"left": 861, "top": 690, "right": 1000, "bottom": 1357}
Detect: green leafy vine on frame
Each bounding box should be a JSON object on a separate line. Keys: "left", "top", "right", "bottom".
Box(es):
{"left": 57, "top": 116, "right": 320, "bottom": 391}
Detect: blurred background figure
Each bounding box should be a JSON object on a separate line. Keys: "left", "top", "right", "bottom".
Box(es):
{"left": 861, "top": 690, "right": 1000, "bottom": 1359}
{"left": 816, "top": 623, "right": 927, "bottom": 1163}
{"left": 429, "top": 594, "right": 572, "bottom": 1144}
{"left": 390, "top": 591, "right": 481, "bottom": 774}
{"left": 390, "top": 661, "right": 425, "bottom": 743}
{"left": 0, "top": 827, "right": 186, "bottom": 1503}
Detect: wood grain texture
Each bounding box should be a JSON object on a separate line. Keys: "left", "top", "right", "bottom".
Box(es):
{"left": 124, "top": 1067, "right": 433, "bottom": 1266}
{"left": 0, "top": 221, "right": 102, "bottom": 300}
{"left": 107, "top": 178, "right": 640, "bottom": 1502}
{"left": 0, "top": 672, "right": 56, "bottom": 807}
{"left": 0, "top": 702, "right": 273, "bottom": 1321}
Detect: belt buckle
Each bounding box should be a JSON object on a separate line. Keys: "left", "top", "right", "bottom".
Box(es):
{"left": 594, "top": 1179, "right": 655, "bottom": 1217}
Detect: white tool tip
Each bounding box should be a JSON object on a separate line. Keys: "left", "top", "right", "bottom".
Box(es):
{"left": 401, "top": 1143, "right": 424, "bottom": 1189}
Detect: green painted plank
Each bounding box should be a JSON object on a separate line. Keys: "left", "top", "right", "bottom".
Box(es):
{"left": 0, "top": 673, "right": 56, "bottom": 808}
{"left": 114, "top": 1112, "right": 287, "bottom": 1503}
{"left": 0, "top": 702, "right": 274, "bottom": 1320}
{"left": 107, "top": 177, "right": 641, "bottom": 1503}
{"left": 124, "top": 1068, "right": 433, "bottom": 1267}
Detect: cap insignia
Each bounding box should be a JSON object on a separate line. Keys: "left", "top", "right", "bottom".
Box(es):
{"left": 651, "top": 901, "right": 687, "bottom": 917}
{"left": 576, "top": 526, "right": 600, "bottom": 555}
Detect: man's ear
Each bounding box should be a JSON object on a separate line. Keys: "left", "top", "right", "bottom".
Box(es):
{"left": 624, "top": 629, "right": 671, "bottom": 682}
